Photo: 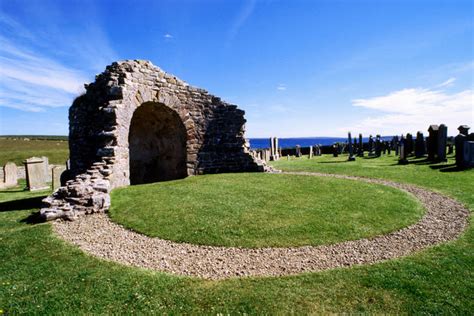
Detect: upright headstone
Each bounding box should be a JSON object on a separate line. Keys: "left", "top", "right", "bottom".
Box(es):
{"left": 52, "top": 166, "right": 66, "bottom": 190}
{"left": 347, "top": 132, "right": 355, "bottom": 161}
{"left": 41, "top": 156, "right": 50, "bottom": 183}
{"left": 269, "top": 137, "right": 275, "bottom": 160}
{"left": 387, "top": 142, "right": 391, "bottom": 155}
{"left": 332, "top": 144, "right": 338, "bottom": 157}
{"left": 375, "top": 135, "right": 381, "bottom": 157}
{"left": 437, "top": 124, "right": 448, "bottom": 162}
{"left": 392, "top": 136, "right": 399, "bottom": 156}
{"left": 309, "top": 146, "right": 313, "bottom": 159}
{"left": 3, "top": 162, "right": 18, "bottom": 187}
{"left": 368, "top": 135, "right": 374, "bottom": 156}
{"left": 295, "top": 145, "right": 302, "bottom": 158}
{"left": 24, "top": 157, "right": 49, "bottom": 191}
{"left": 405, "top": 133, "right": 414, "bottom": 156}
{"left": 455, "top": 125, "right": 470, "bottom": 168}
{"left": 358, "top": 133, "right": 364, "bottom": 157}
{"left": 428, "top": 125, "right": 439, "bottom": 161}
{"left": 398, "top": 137, "right": 408, "bottom": 164}
{"left": 415, "top": 132, "right": 426, "bottom": 158}
{"left": 463, "top": 141, "right": 474, "bottom": 167}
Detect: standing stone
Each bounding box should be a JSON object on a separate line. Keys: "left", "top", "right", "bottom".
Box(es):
{"left": 463, "top": 141, "right": 474, "bottom": 167}
{"left": 309, "top": 146, "right": 313, "bottom": 159}
{"left": 358, "top": 133, "right": 364, "bottom": 157}
{"left": 269, "top": 137, "right": 279, "bottom": 161}
{"left": 332, "top": 144, "right": 339, "bottom": 157}
{"left": 287, "top": 154, "right": 290, "bottom": 161}
{"left": 405, "top": 133, "right": 414, "bottom": 156}
{"left": 375, "top": 135, "right": 381, "bottom": 157}
{"left": 437, "top": 124, "right": 448, "bottom": 162}
{"left": 3, "top": 162, "right": 18, "bottom": 187}
{"left": 415, "top": 132, "right": 426, "bottom": 158}
{"left": 41, "top": 156, "right": 50, "bottom": 183}
{"left": 24, "top": 157, "right": 49, "bottom": 191}
{"left": 387, "top": 142, "right": 391, "bottom": 155}
{"left": 348, "top": 132, "right": 355, "bottom": 161}
{"left": 427, "top": 125, "right": 439, "bottom": 161}
{"left": 399, "top": 137, "right": 408, "bottom": 164}
{"left": 455, "top": 125, "right": 470, "bottom": 168}
{"left": 368, "top": 135, "right": 374, "bottom": 156}
{"left": 295, "top": 145, "right": 302, "bottom": 158}
{"left": 52, "top": 166, "right": 66, "bottom": 190}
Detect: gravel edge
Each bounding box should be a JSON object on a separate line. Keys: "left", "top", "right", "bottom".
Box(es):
{"left": 52, "top": 172, "right": 470, "bottom": 279}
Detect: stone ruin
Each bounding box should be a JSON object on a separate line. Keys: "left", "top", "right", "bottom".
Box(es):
{"left": 41, "top": 60, "right": 266, "bottom": 221}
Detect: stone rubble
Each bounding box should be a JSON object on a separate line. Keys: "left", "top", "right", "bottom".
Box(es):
{"left": 53, "top": 172, "right": 470, "bottom": 279}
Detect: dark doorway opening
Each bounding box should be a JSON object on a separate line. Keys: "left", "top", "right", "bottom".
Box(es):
{"left": 128, "top": 102, "right": 187, "bottom": 184}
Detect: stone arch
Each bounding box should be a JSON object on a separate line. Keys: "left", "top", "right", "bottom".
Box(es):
{"left": 128, "top": 102, "right": 187, "bottom": 184}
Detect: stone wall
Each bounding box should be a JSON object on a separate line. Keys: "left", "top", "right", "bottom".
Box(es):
{"left": 41, "top": 60, "right": 266, "bottom": 221}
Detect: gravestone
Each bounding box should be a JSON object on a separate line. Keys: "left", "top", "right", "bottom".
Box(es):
{"left": 455, "top": 125, "right": 470, "bottom": 168}
{"left": 405, "top": 133, "right": 414, "bottom": 156}
{"left": 415, "top": 132, "right": 426, "bottom": 158}
{"left": 368, "top": 135, "right": 374, "bottom": 156}
{"left": 24, "top": 157, "right": 49, "bottom": 191}
{"left": 295, "top": 145, "right": 302, "bottom": 158}
{"left": 332, "top": 144, "right": 339, "bottom": 157}
{"left": 347, "top": 132, "right": 355, "bottom": 161}
{"left": 437, "top": 124, "right": 448, "bottom": 162}
{"left": 428, "top": 125, "right": 439, "bottom": 161}
{"left": 375, "top": 135, "right": 381, "bottom": 157}
{"left": 358, "top": 133, "right": 364, "bottom": 157}
{"left": 398, "top": 137, "right": 408, "bottom": 164}
{"left": 52, "top": 166, "right": 66, "bottom": 190}
{"left": 387, "top": 142, "right": 391, "bottom": 155}
{"left": 309, "top": 146, "right": 313, "bottom": 159}
{"left": 463, "top": 142, "right": 474, "bottom": 167}
{"left": 273, "top": 137, "right": 279, "bottom": 160}
{"left": 3, "top": 162, "right": 18, "bottom": 187}
{"left": 41, "top": 156, "right": 50, "bottom": 183}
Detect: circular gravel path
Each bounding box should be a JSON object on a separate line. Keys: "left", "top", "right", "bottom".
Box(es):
{"left": 53, "top": 172, "right": 470, "bottom": 279}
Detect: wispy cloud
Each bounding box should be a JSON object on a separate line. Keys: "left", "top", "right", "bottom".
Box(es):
{"left": 228, "top": 0, "right": 256, "bottom": 43}
{"left": 277, "top": 84, "right": 287, "bottom": 91}
{"left": 0, "top": 7, "right": 117, "bottom": 112}
{"left": 164, "top": 33, "right": 173, "bottom": 39}
{"left": 436, "top": 77, "right": 456, "bottom": 88}
{"left": 342, "top": 82, "right": 473, "bottom": 135}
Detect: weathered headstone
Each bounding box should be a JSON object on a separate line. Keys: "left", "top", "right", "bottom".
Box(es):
{"left": 455, "top": 125, "right": 470, "bottom": 168}
{"left": 415, "top": 131, "right": 426, "bottom": 158}
{"left": 52, "top": 166, "right": 66, "bottom": 190}
{"left": 398, "top": 137, "right": 408, "bottom": 164}
{"left": 437, "top": 124, "right": 448, "bottom": 162}
{"left": 428, "top": 125, "right": 439, "bottom": 161}
{"left": 375, "top": 135, "right": 381, "bottom": 157}
{"left": 309, "top": 146, "right": 313, "bottom": 159}
{"left": 24, "top": 157, "right": 49, "bottom": 191}
{"left": 295, "top": 145, "right": 302, "bottom": 158}
{"left": 405, "top": 133, "right": 414, "bottom": 156}
{"left": 348, "top": 132, "right": 355, "bottom": 161}
{"left": 358, "top": 133, "right": 364, "bottom": 157}
{"left": 332, "top": 144, "right": 339, "bottom": 157}
{"left": 41, "top": 156, "right": 50, "bottom": 183}
{"left": 368, "top": 135, "right": 374, "bottom": 156}
{"left": 463, "top": 141, "right": 474, "bottom": 167}
{"left": 3, "top": 162, "right": 18, "bottom": 187}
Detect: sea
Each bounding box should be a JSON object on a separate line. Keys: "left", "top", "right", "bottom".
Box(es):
{"left": 248, "top": 137, "right": 395, "bottom": 149}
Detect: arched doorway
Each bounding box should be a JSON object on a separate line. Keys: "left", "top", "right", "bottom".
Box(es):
{"left": 128, "top": 102, "right": 187, "bottom": 184}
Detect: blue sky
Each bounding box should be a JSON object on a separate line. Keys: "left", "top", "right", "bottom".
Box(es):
{"left": 0, "top": 0, "right": 472, "bottom": 137}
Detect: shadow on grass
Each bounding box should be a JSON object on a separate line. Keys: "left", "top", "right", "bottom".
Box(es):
{"left": 0, "top": 195, "right": 46, "bottom": 212}
{"left": 20, "top": 211, "right": 44, "bottom": 224}
{"left": 318, "top": 160, "right": 350, "bottom": 164}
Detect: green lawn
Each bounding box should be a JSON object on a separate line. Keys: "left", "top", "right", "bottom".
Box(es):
{"left": 0, "top": 138, "right": 69, "bottom": 166}
{"left": 1, "top": 153, "right": 473, "bottom": 314}
{"left": 110, "top": 173, "right": 423, "bottom": 247}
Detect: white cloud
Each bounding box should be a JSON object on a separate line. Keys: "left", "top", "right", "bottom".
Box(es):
{"left": 277, "top": 84, "right": 287, "bottom": 91}
{"left": 164, "top": 33, "right": 173, "bottom": 39}
{"left": 228, "top": 0, "right": 256, "bottom": 43}
{"left": 436, "top": 77, "right": 456, "bottom": 88}
{"left": 343, "top": 84, "right": 473, "bottom": 135}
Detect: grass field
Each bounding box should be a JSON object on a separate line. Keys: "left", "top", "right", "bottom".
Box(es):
{"left": 110, "top": 173, "right": 423, "bottom": 247}
{"left": 1, "top": 152, "right": 473, "bottom": 314}
{"left": 0, "top": 138, "right": 69, "bottom": 166}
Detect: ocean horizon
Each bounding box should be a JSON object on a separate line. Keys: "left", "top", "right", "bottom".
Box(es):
{"left": 248, "top": 137, "right": 395, "bottom": 149}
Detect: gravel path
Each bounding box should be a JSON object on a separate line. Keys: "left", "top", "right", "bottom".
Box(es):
{"left": 53, "top": 172, "right": 470, "bottom": 279}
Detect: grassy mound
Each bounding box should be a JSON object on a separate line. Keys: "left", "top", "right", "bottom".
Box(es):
{"left": 109, "top": 173, "right": 424, "bottom": 247}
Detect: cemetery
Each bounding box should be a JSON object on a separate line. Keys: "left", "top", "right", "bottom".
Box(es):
{"left": 0, "top": 59, "right": 472, "bottom": 313}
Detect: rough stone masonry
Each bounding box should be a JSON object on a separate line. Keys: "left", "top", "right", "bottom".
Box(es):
{"left": 41, "top": 60, "right": 266, "bottom": 221}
